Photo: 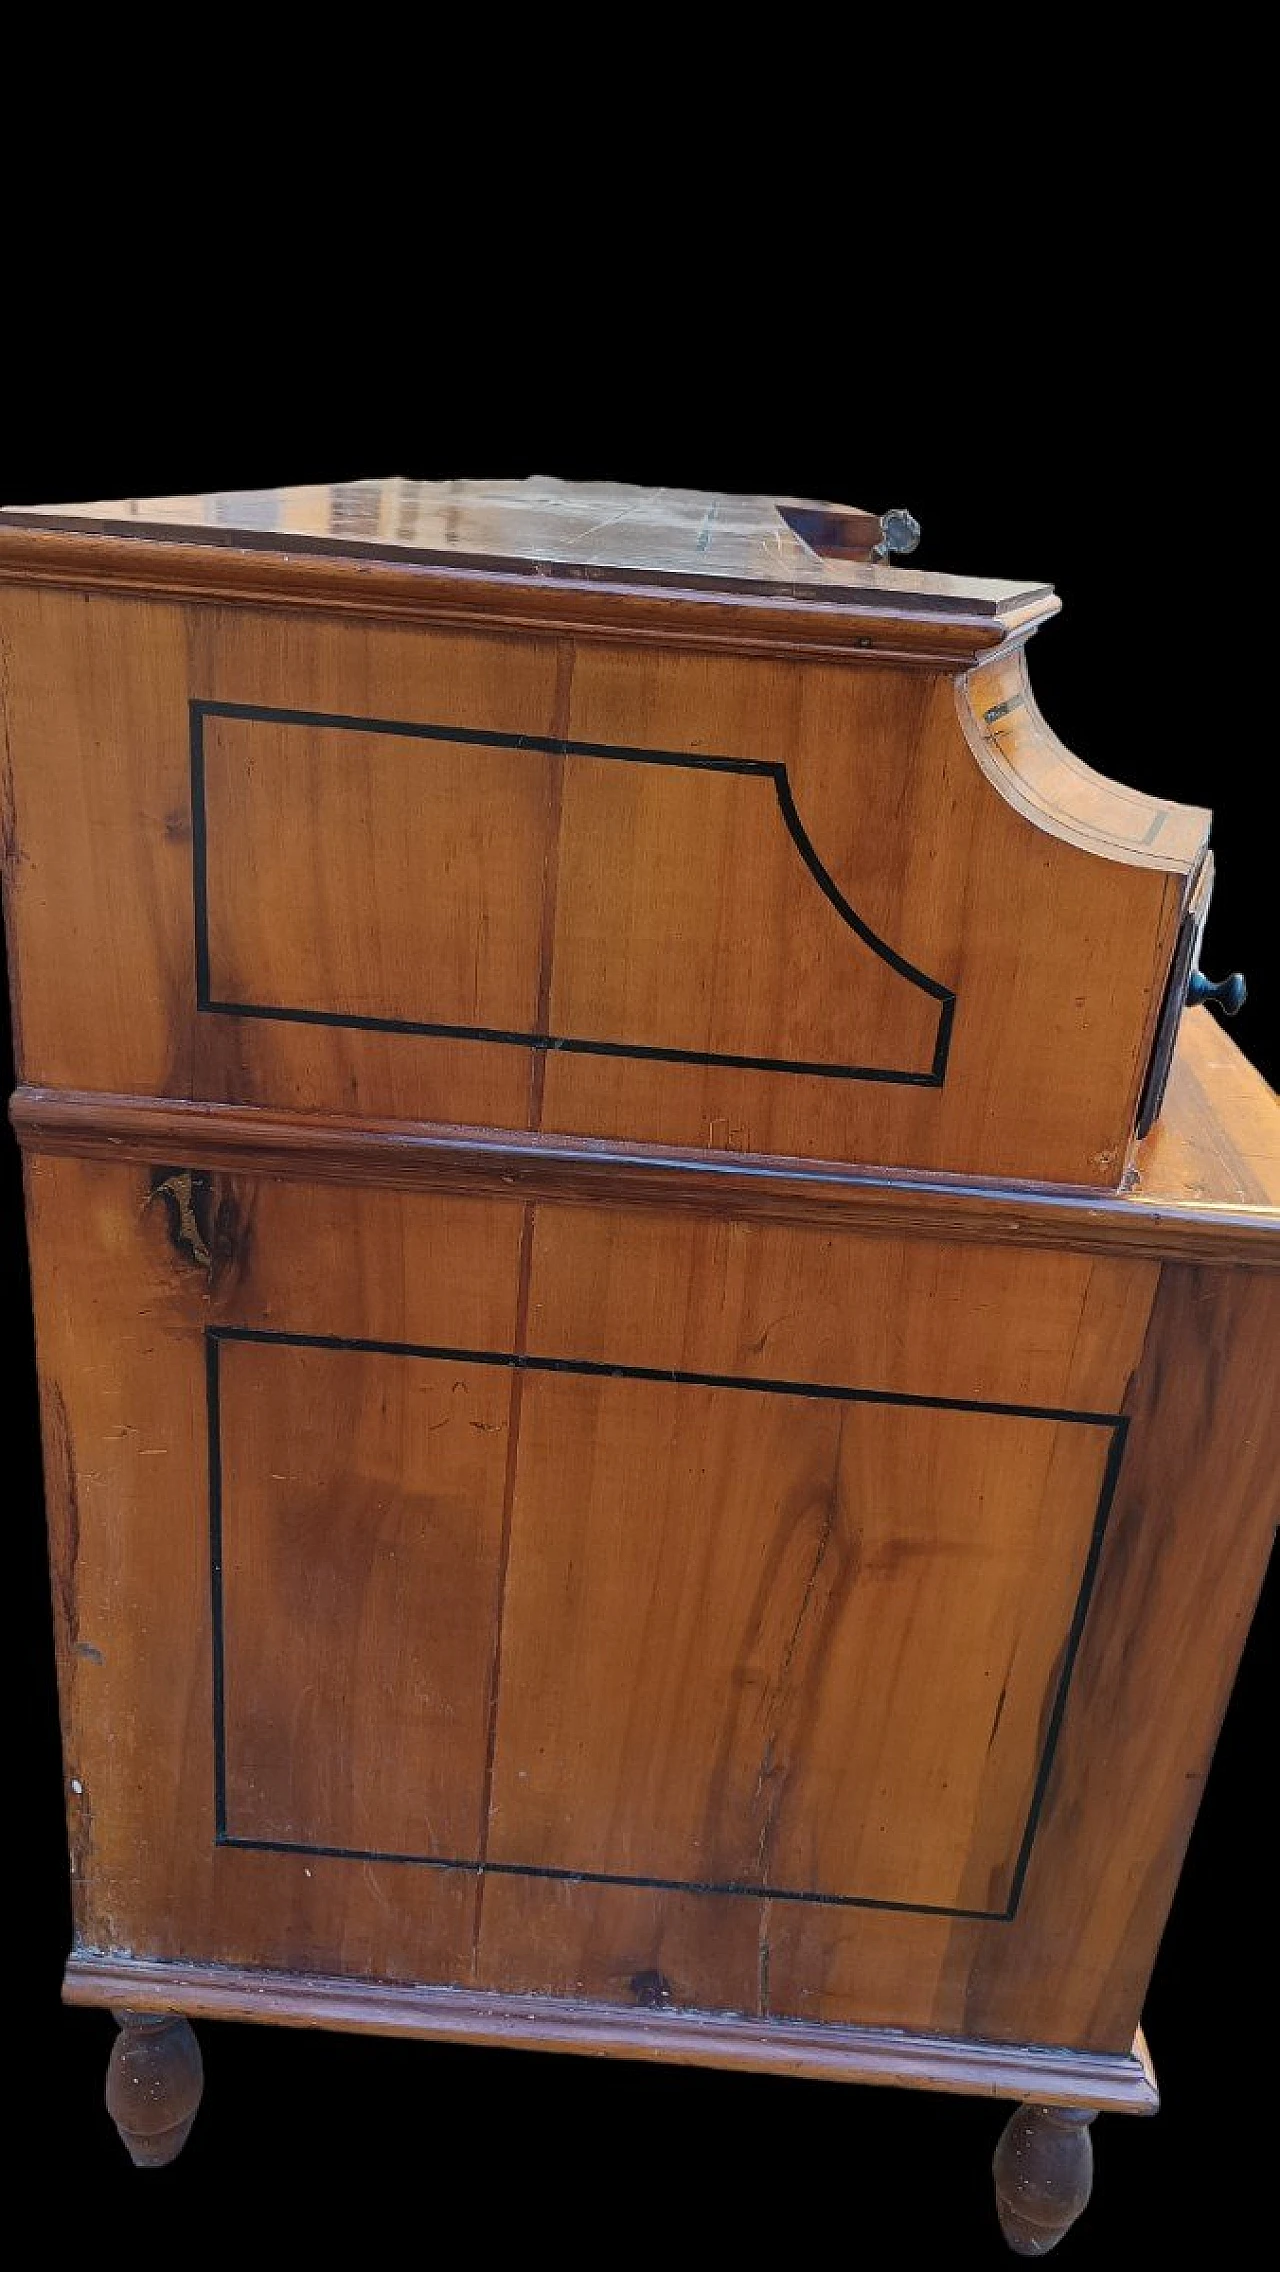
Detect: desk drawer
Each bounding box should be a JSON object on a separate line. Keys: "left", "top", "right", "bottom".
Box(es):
{"left": 28, "top": 1151, "right": 1212, "bottom": 2053}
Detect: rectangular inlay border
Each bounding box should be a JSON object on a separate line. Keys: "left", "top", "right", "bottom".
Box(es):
{"left": 206, "top": 1326, "right": 1126, "bottom": 1922}
{"left": 189, "top": 699, "right": 955, "bottom": 1085}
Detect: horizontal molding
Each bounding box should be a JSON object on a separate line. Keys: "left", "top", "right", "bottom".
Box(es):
{"left": 0, "top": 526, "right": 1056, "bottom": 668}
{"left": 63, "top": 1953, "right": 1159, "bottom": 2112}
{"left": 11, "top": 1087, "right": 1279, "bottom": 1265}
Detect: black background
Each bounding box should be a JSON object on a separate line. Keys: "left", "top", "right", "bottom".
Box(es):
{"left": 2, "top": 307, "right": 1273, "bottom": 2266}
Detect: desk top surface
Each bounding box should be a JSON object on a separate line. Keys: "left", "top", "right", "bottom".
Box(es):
{"left": 0, "top": 476, "right": 1052, "bottom": 620}
{"left": 1129, "top": 1012, "right": 1278, "bottom": 1216}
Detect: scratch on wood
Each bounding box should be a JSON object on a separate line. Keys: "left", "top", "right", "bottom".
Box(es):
{"left": 751, "top": 1417, "right": 854, "bottom": 1883}
{"left": 67, "top": 1776, "right": 94, "bottom": 1894}
{"left": 0, "top": 619, "right": 27, "bottom": 1064}
{"left": 0, "top": 617, "right": 19, "bottom": 875}
{"left": 46, "top": 1380, "right": 80, "bottom": 1646}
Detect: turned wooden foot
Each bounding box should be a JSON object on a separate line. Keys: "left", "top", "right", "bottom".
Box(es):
{"left": 106, "top": 2011, "right": 204, "bottom": 2167}
{"left": 993, "top": 2102, "right": 1096, "bottom": 2256}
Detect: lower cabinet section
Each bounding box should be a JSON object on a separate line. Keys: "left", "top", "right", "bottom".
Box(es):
{"left": 26, "top": 1155, "right": 1276, "bottom": 2056}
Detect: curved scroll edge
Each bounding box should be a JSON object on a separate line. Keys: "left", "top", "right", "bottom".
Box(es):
{"left": 958, "top": 651, "right": 1209, "bottom": 876}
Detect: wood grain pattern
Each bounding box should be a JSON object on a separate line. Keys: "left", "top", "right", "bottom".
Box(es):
{"left": 217, "top": 1339, "right": 512, "bottom": 1858}
{"left": 471, "top": 1872, "right": 763, "bottom": 2014}
{"left": 26, "top": 1145, "right": 1274, "bottom": 2062}
{"left": 0, "top": 477, "right": 968, "bottom": 599}
{"left": 544, "top": 746, "right": 943, "bottom": 1076}
{"left": 199, "top": 703, "right": 944, "bottom": 1077}
{"left": 764, "top": 1262, "right": 1279, "bottom": 2049}
{"left": 0, "top": 587, "right": 1204, "bottom": 1184}
{"left": 4, "top": 479, "right": 1276, "bottom": 2181}
{"left": 1133, "top": 1009, "right": 1279, "bottom": 1209}
{"left": 540, "top": 645, "right": 1196, "bottom": 1179}
{"left": 0, "top": 588, "right": 556, "bottom": 1130}
{"left": 65, "top": 1954, "right": 1160, "bottom": 2114}
{"left": 202, "top": 712, "right": 555, "bottom": 1039}
{"left": 26, "top": 1158, "right": 524, "bottom": 1990}
{"left": 965, "top": 647, "right": 1209, "bottom": 868}
{"left": 13, "top": 1010, "right": 1278, "bottom": 1265}
{"left": 0, "top": 522, "right": 1058, "bottom": 667}
{"left": 525, "top": 1205, "right": 1159, "bottom": 1405}
{"left": 488, "top": 1374, "right": 1112, "bottom": 1909}
{"left": 0, "top": 476, "right": 1020, "bottom": 604}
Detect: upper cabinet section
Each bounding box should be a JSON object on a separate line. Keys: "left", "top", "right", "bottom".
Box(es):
{"left": 0, "top": 482, "right": 1210, "bottom": 1186}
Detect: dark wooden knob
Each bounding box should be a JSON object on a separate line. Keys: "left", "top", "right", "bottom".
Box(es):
{"left": 1186, "top": 967, "right": 1247, "bottom": 1017}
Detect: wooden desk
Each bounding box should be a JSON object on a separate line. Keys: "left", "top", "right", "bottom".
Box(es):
{"left": 2, "top": 478, "right": 1275, "bottom": 2254}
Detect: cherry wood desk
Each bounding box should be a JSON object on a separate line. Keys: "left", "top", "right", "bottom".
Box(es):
{"left": 1, "top": 477, "right": 1275, "bottom": 2254}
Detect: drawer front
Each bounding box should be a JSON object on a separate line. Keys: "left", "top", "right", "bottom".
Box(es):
{"left": 1, "top": 587, "right": 1183, "bottom": 1183}
{"left": 33, "top": 1151, "right": 1269, "bottom": 2055}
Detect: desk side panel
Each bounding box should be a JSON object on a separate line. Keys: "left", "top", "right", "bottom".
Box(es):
{"left": 2, "top": 585, "right": 1190, "bottom": 1185}
{"left": 26, "top": 1155, "right": 1269, "bottom": 2051}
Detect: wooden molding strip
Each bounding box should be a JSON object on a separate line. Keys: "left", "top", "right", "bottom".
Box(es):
{"left": 63, "top": 1953, "right": 1159, "bottom": 2112}
{"left": 11, "top": 1086, "right": 1278, "bottom": 1264}
{"left": 0, "top": 526, "right": 1057, "bottom": 668}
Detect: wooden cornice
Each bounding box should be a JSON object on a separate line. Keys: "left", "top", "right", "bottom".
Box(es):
{"left": 0, "top": 524, "right": 1060, "bottom": 668}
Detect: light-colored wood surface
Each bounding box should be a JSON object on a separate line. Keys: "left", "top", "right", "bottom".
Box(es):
{"left": 13, "top": 1012, "right": 1277, "bottom": 1266}
{"left": 525, "top": 1205, "right": 1156, "bottom": 1406}
{"left": 63, "top": 1954, "right": 1161, "bottom": 2114}
{"left": 202, "top": 705, "right": 942, "bottom": 1079}
{"left": 0, "top": 523, "right": 1057, "bottom": 668}
{"left": 762, "top": 1262, "right": 1279, "bottom": 2048}
{"left": 203, "top": 712, "right": 556, "bottom": 1042}
{"left": 489, "top": 1375, "right": 1111, "bottom": 1909}
{"left": 219, "top": 1339, "right": 512, "bottom": 1857}
{"left": 4, "top": 476, "right": 1275, "bottom": 2165}
{"left": 1132, "top": 1009, "right": 1279, "bottom": 1207}
{"left": 0, "top": 588, "right": 1204, "bottom": 1184}
{"left": 544, "top": 744, "right": 941, "bottom": 1077}
{"left": 26, "top": 1144, "right": 1275, "bottom": 2057}
{"left": 965, "top": 647, "right": 1211, "bottom": 868}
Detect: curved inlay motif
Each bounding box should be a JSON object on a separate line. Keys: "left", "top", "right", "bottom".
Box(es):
{"left": 192, "top": 700, "right": 956, "bottom": 1085}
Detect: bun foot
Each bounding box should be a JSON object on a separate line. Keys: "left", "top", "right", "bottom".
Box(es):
{"left": 106, "top": 2010, "right": 204, "bottom": 2167}
{"left": 993, "top": 2102, "right": 1096, "bottom": 2256}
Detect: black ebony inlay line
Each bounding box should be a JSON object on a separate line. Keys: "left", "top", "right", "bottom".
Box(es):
{"left": 205, "top": 1333, "right": 228, "bottom": 1843}
{"left": 211, "top": 1833, "right": 1003, "bottom": 1922}
{"left": 189, "top": 700, "right": 955, "bottom": 1085}
{"left": 207, "top": 1328, "right": 1125, "bottom": 1921}
{"left": 190, "top": 706, "right": 211, "bottom": 1011}
{"left": 1002, "top": 1413, "right": 1129, "bottom": 1914}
